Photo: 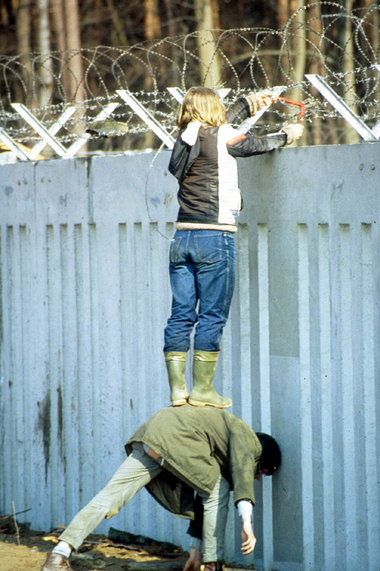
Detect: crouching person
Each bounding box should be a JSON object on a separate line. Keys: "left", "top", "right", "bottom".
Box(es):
{"left": 41, "top": 405, "right": 281, "bottom": 570}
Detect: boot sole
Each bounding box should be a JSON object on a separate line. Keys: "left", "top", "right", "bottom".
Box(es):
{"left": 188, "top": 398, "right": 231, "bottom": 409}
{"left": 171, "top": 399, "right": 188, "bottom": 406}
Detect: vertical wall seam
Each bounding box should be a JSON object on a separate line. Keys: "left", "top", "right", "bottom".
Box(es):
{"left": 12, "top": 226, "right": 25, "bottom": 512}
{"left": 257, "top": 223, "right": 274, "bottom": 571}
{"left": 318, "top": 223, "right": 336, "bottom": 569}
{"left": 88, "top": 222, "right": 99, "bottom": 495}
{"left": 60, "top": 222, "right": 80, "bottom": 522}
{"left": 360, "top": 223, "right": 379, "bottom": 571}
{"left": 297, "top": 223, "right": 315, "bottom": 569}
{"left": 46, "top": 224, "right": 58, "bottom": 527}
{"left": 237, "top": 224, "right": 252, "bottom": 420}
{"left": 0, "top": 225, "right": 12, "bottom": 513}
{"left": 338, "top": 223, "right": 359, "bottom": 568}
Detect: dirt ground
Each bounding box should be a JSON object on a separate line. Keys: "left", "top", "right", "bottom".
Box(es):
{"left": 0, "top": 524, "right": 188, "bottom": 570}
{"left": 0, "top": 519, "right": 255, "bottom": 570}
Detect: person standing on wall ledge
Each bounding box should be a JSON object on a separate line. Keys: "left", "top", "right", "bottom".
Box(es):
{"left": 40, "top": 405, "right": 281, "bottom": 571}
{"left": 164, "top": 86, "right": 303, "bottom": 409}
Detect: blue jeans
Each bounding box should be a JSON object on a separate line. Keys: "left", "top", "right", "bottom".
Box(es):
{"left": 164, "top": 230, "right": 236, "bottom": 352}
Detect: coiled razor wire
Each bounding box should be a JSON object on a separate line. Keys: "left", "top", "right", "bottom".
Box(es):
{"left": 0, "top": 2, "right": 378, "bottom": 153}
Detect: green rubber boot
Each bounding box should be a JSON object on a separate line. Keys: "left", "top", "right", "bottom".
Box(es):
{"left": 164, "top": 351, "right": 189, "bottom": 406}
{"left": 188, "top": 351, "right": 232, "bottom": 409}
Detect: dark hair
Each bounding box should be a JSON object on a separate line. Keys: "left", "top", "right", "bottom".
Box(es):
{"left": 256, "top": 432, "right": 281, "bottom": 475}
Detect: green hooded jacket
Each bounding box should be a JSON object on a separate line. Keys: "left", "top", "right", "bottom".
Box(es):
{"left": 125, "top": 405, "right": 262, "bottom": 522}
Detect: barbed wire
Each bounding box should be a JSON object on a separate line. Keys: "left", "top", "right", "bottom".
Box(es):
{"left": 0, "top": 1, "right": 378, "bottom": 154}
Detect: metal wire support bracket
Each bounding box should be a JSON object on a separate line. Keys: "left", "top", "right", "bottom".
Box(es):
{"left": 11, "top": 103, "right": 69, "bottom": 156}
{"left": 237, "top": 86, "right": 286, "bottom": 134}
{"left": 9, "top": 102, "right": 120, "bottom": 160}
{"left": 306, "top": 74, "right": 379, "bottom": 141}
{"left": 167, "top": 87, "right": 231, "bottom": 104}
{"left": 28, "top": 106, "right": 76, "bottom": 159}
{"left": 64, "top": 103, "right": 120, "bottom": 158}
{"left": 372, "top": 65, "right": 380, "bottom": 138}
{"left": 0, "top": 128, "right": 30, "bottom": 160}
{"left": 117, "top": 89, "right": 175, "bottom": 149}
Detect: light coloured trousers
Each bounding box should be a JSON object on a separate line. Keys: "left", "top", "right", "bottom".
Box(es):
{"left": 59, "top": 447, "right": 230, "bottom": 562}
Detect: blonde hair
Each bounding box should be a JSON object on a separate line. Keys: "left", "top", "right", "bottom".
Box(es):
{"left": 177, "top": 87, "right": 227, "bottom": 128}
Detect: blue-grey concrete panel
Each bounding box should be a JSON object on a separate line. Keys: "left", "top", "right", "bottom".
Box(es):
{"left": 0, "top": 142, "right": 379, "bottom": 570}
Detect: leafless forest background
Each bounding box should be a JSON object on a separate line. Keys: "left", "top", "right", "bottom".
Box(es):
{"left": 0, "top": 0, "right": 379, "bottom": 154}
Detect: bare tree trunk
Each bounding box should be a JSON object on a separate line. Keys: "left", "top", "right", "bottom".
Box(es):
{"left": 343, "top": 0, "right": 360, "bottom": 144}
{"left": 144, "top": 0, "right": 161, "bottom": 91}
{"left": 63, "top": 0, "right": 84, "bottom": 104}
{"left": 50, "top": 0, "right": 71, "bottom": 101}
{"left": 51, "top": 0, "right": 66, "bottom": 52}
{"left": 276, "top": 0, "right": 289, "bottom": 93}
{"left": 292, "top": 0, "right": 306, "bottom": 97}
{"left": 276, "top": 0, "right": 289, "bottom": 30}
{"left": 17, "top": 0, "right": 32, "bottom": 55}
{"left": 285, "top": 0, "right": 306, "bottom": 146}
{"left": 211, "top": 0, "right": 220, "bottom": 30}
{"left": 37, "top": 0, "right": 54, "bottom": 107}
{"left": 163, "top": 0, "right": 180, "bottom": 85}
{"left": 62, "top": 0, "right": 86, "bottom": 153}
{"left": 276, "top": 0, "right": 306, "bottom": 143}
{"left": 144, "top": 0, "right": 161, "bottom": 147}
{"left": 105, "top": 0, "right": 128, "bottom": 46}
{"left": 194, "top": 0, "right": 221, "bottom": 88}
{"left": 16, "top": 0, "right": 35, "bottom": 105}
{"left": 145, "top": 0, "right": 161, "bottom": 41}
{"left": 307, "top": 1, "right": 323, "bottom": 145}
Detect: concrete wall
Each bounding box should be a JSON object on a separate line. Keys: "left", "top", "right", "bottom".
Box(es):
{"left": 0, "top": 142, "right": 379, "bottom": 570}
